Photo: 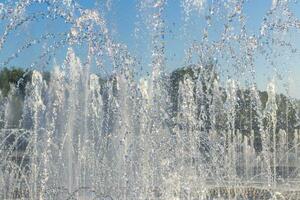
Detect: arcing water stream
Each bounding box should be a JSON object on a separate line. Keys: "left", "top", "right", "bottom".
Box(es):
{"left": 0, "top": 0, "right": 300, "bottom": 199}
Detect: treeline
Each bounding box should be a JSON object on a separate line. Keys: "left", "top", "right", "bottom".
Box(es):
{"left": 0, "top": 68, "right": 31, "bottom": 98}
{"left": 170, "top": 66, "right": 299, "bottom": 132}
{"left": 0, "top": 67, "right": 299, "bottom": 137}
{"left": 0, "top": 68, "right": 50, "bottom": 98}
{"left": 170, "top": 65, "right": 300, "bottom": 151}
{"left": 0, "top": 68, "right": 50, "bottom": 128}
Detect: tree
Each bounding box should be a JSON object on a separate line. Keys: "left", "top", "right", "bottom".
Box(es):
{"left": 0, "top": 68, "right": 31, "bottom": 98}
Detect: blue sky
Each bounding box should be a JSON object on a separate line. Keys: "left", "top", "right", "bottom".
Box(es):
{"left": 0, "top": 0, "right": 300, "bottom": 98}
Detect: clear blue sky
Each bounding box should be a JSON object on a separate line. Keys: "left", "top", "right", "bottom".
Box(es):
{"left": 0, "top": 0, "right": 300, "bottom": 97}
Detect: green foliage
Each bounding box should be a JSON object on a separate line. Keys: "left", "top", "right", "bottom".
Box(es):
{"left": 169, "top": 64, "right": 300, "bottom": 152}
{"left": 169, "top": 63, "right": 218, "bottom": 116}
{"left": 0, "top": 67, "right": 31, "bottom": 97}
{"left": 169, "top": 66, "right": 196, "bottom": 115}
{"left": 0, "top": 66, "right": 299, "bottom": 139}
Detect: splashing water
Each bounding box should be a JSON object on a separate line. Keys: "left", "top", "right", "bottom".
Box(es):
{"left": 182, "top": 0, "right": 205, "bottom": 16}
{"left": 0, "top": 0, "right": 300, "bottom": 199}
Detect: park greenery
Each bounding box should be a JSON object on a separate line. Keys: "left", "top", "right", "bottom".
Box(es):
{"left": 0, "top": 66, "right": 299, "bottom": 151}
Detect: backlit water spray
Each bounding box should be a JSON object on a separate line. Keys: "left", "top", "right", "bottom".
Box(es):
{"left": 0, "top": 0, "right": 300, "bottom": 199}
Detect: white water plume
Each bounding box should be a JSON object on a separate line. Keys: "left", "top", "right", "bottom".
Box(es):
{"left": 0, "top": 0, "right": 299, "bottom": 199}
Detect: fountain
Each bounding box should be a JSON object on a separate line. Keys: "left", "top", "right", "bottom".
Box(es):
{"left": 0, "top": 0, "right": 300, "bottom": 199}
